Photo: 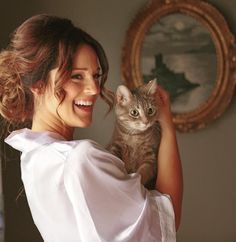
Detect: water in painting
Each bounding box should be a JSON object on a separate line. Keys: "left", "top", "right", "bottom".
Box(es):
{"left": 141, "top": 13, "right": 217, "bottom": 113}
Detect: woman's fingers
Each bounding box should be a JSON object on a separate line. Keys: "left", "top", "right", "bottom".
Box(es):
{"left": 156, "top": 84, "right": 170, "bottom": 104}
{"left": 155, "top": 84, "right": 173, "bottom": 125}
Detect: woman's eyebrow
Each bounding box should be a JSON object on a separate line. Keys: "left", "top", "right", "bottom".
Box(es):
{"left": 72, "top": 67, "right": 101, "bottom": 71}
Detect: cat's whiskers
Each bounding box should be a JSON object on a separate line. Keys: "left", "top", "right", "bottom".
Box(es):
{"left": 130, "top": 128, "right": 136, "bottom": 136}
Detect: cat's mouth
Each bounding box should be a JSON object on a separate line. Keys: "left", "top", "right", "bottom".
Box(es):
{"left": 128, "top": 123, "right": 151, "bottom": 132}
{"left": 139, "top": 123, "right": 153, "bottom": 131}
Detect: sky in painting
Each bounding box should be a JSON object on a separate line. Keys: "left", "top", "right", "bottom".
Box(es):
{"left": 142, "top": 13, "right": 215, "bottom": 56}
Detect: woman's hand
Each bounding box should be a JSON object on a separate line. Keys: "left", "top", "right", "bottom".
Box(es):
{"left": 155, "top": 84, "right": 174, "bottom": 130}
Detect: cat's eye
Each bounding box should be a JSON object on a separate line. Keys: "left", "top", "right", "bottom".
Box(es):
{"left": 147, "top": 107, "right": 155, "bottom": 116}
{"left": 130, "top": 109, "right": 139, "bottom": 117}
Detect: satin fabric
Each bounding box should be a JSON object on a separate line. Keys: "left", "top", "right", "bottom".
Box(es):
{"left": 5, "top": 128, "right": 176, "bottom": 242}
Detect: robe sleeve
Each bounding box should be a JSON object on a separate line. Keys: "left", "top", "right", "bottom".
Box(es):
{"left": 63, "top": 140, "right": 176, "bottom": 242}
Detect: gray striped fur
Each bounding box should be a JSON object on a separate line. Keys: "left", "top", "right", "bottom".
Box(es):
{"left": 107, "top": 80, "right": 161, "bottom": 189}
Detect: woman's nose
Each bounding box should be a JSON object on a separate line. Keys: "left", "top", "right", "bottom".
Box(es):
{"left": 84, "top": 78, "right": 100, "bottom": 95}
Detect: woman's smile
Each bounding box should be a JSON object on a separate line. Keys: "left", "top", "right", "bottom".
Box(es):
{"left": 74, "top": 99, "right": 95, "bottom": 113}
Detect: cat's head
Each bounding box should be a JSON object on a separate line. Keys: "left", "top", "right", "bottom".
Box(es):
{"left": 115, "top": 79, "right": 160, "bottom": 132}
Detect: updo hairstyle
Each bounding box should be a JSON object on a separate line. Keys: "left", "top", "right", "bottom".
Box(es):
{"left": 0, "top": 14, "right": 113, "bottom": 124}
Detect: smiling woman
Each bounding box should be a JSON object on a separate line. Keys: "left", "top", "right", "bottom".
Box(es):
{"left": 31, "top": 44, "right": 102, "bottom": 136}
{"left": 0, "top": 14, "right": 183, "bottom": 242}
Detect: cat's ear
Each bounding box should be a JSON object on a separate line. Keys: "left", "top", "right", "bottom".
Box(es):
{"left": 145, "top": 79, "right": 158, "bottom": 95}
{"left": 116, "top": 85, "right": 132, "bottom": 105}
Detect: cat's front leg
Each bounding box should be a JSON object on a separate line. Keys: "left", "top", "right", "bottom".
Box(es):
{"left": 107, "top": 143, "right": 122, "bottom": 159}
{"left": 137, "top": 162, "right": 156, "bottom": 188}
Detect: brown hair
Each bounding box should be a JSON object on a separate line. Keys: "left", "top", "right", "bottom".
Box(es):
{"left": 0, "top": 14, "right": 113, "bottom": 125}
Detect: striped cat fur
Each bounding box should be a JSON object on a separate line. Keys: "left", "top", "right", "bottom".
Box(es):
{"left": 107, "top": 80, "right": 161, "bottom": 189}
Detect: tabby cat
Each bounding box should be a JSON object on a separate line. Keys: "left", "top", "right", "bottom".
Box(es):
{"left": 107, "top": 80, "right": 161, "bottom": 189}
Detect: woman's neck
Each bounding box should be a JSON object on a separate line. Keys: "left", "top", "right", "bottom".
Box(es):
{"left": 31, "top": 116, "right": 74, "bottom": 140}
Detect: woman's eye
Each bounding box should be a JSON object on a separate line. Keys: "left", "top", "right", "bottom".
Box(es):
{"left": 93, "top": 73, "right": 102, "bottom": 82}
{"left": 147, "top": 107, "right": 155, "bottom": 116}
{"left": 130, "top": 109, "right": 139, "bottom": 117}
{"left": 71, "top": 72, "right": 102, "bottom": 83}
{"left": 71, "top": 74, "right": 83, "bottom": 82}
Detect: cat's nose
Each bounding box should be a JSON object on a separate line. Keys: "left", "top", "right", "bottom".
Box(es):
{"left": 142, "top": 117, "right": 148, "bottom": 125}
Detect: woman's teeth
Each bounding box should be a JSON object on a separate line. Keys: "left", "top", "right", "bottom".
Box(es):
{"left": 74, "top": 100, "right": 93, "bottom": 106}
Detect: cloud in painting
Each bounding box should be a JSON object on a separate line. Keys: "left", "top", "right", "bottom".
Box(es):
{"left": 142, "top": 13, "right": 215, "bottom": 56}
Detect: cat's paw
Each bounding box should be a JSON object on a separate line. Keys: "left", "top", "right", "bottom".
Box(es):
{"left": 137, "top": 163, "right": 156, "bottom": 186}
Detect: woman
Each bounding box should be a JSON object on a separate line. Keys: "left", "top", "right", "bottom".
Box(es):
{"left": 0, "top": 14, "right": 183, "bottom": 241}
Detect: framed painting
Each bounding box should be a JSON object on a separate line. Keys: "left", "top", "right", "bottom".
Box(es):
{"left": 122, "top": 0, "right": 236, "bottom": 132}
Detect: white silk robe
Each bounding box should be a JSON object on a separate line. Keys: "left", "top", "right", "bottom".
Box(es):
{"left": 5, "top": 128, "right": 176, "bottom": 242}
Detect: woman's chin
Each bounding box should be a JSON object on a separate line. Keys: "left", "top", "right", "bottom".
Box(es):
{"left": 77, "top": 118, "right": 93, "bottom": 128}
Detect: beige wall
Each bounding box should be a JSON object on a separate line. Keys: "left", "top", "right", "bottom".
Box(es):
{"left": 1, "top": 0, "right": 236, "bottom": 241}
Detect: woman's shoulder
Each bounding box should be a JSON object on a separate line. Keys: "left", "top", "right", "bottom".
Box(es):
{"left": 5, "top": 128, "right": 125, "bottom": 172}
{"left": 4, "top": 128, "right": 98, "bottom": 158}
{"left": 69, "top": 139, "right": 107, "bottom": 155}
{"left": 66, "top": 139, "right": 127, "bottom": 176}
{"left": 67, "top": 139, "right": 116, "bottom": 162}
{"left": 4, "top": 128, "right": 70, "bottom": 153}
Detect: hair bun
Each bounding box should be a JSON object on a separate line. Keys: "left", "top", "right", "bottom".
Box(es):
{"left": 0, "top": 50, "right": 32, "bottom": 123}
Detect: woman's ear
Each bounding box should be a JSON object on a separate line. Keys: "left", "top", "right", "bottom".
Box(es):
{"left": 30, "top": 81, "right": 45, "bottom": 95}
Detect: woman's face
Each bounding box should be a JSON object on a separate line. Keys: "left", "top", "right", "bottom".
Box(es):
{"left": 43, "top": 44, "right": 101, "bottom": 129}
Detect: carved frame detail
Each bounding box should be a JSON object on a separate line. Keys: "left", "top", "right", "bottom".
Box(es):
{"left": 122, "top": 0, "right": 236, "bottom": 132}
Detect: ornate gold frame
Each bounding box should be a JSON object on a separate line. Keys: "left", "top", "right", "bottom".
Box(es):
{"left": 122, "top": 0, "right": 236, "bottom": 132}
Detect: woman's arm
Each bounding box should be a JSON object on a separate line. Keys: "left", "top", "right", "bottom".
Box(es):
{"left": 155, "top": 85, "right": 183, "bottom": 230}
{"left": 65, "top": 140, "right": 176, "bottom": 241}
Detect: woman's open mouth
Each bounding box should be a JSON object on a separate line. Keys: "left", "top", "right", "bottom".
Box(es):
{"left": 74, "top": 100, "right": 94, "bottom": 112}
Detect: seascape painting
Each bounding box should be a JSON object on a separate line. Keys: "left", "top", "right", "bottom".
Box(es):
{"left": 141, "top": 13, "right": 217, "bottom": 113}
